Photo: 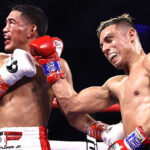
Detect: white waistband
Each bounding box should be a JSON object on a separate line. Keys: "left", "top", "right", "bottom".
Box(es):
{"left": 0, "top": 126, "right": 48, "bottom": 136}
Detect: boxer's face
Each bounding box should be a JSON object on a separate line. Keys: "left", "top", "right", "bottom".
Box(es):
{"left": 3, "top": 10, "right": 32, "bottom": 52}
{"left": 99, "top": 24, "right": 132, "bottom": 69}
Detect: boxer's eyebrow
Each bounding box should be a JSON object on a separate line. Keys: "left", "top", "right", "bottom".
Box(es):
{"left": 100, "top": 34, "right": 109, "bottom": 49}
{"left": 100, "top": 33, "right": 114, "bottom": 50}
{"left": 104, "top": 34, "right": 113, "bottom": 42}
{"left": 6, "top": 18, "right": 17, "bottom": 24}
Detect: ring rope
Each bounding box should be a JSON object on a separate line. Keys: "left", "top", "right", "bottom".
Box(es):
{"left": 53, "top": 98, "right": 120, "bottom": 112}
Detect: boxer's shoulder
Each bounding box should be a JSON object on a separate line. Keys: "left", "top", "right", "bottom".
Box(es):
{"left": 60, "top": 58, "right": 67, "bottom": 65}
{"left": 106, "top": 75, "right": 126, "bottom": 85}
{"left": 143, "top": 53, "right": 150, "bottom": 62}
{"left": 143, "top": 53, "right": 150, "bottom": 72}
{"left": 0, "top": 53, "right": 10, "bottom": 66}
{"left": 0, "top": 53, "right": 10, "bottom": 59}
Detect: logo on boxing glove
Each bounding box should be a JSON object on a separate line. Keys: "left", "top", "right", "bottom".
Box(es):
{"left": 108, "top": 143, "right": 121, "bottom": 150}
{"left": 6, "top": 57, "right": 18, "bottom": 73}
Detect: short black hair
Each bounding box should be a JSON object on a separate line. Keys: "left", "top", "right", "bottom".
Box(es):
{"left": 11, "top": 4, "right": 48, "bottom": 36}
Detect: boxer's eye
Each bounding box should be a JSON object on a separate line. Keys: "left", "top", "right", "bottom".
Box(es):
{"left": 106, "top": 35, "right": 113, "bottom": 43}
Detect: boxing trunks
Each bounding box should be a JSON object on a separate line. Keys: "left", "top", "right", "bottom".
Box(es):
{"left": 0, "top": 126, "right": 50, "bottom": 150}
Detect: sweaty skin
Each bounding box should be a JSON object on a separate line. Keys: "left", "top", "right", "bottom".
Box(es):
{"left": 105, "top": 63, "right": 150, "bottom": 137}
{"left": 100, "top": 24, "right": 150, "bottom": 137}
{"left": 0, "top": 56, "right": 51, "bottom": 127}
{"left": 52, "top": 24, "right": 150, "bottom": 138}
{"left": 0, "top": 10, "right": 94, "bottom": 132}
{"left": 0, "top": 53, "right": 67, "bottom": 128}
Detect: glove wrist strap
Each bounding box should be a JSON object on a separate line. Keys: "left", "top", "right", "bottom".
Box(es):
{"left": 88, "top": 121, "right": 107, "bottom": 140}
{"left": 42, "top": 60, "right": 65, "bottom": 85}
{"left": 42, "top": 61, "right": 61, "bottom": 76}
{"left": 0, "top": 76, "right": 10, "bottom": 97}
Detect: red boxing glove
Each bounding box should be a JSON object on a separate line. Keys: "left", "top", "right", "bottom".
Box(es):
{"left": 108, "top": 126, "right": 150, "bottom": 150}
{"left": 52, "top": 37, "right": 63, "bottom": 57}
{"left": 88, "top": 121, "right": 108, "bottom": 140}
{"left": 29, "top": 35, "right": 63, "bottom": 63}
{"left": 29, "top": 35, "right": 65, "bottom": 85}
{"left": 88, "top": 121, "right": 124, "bottom": 146}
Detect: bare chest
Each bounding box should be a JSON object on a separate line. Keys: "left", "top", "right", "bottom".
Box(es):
{"left": 114, "top": 70, "right": 150, "bottom": 104}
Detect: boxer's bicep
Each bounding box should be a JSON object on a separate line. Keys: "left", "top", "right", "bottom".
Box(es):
{"left": 67, "top": 85, "right": 113, "bottom": 114}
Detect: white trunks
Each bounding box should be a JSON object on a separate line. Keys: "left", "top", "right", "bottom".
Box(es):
{"left": 0, "top": 126, "right": 50, "bottom": 150}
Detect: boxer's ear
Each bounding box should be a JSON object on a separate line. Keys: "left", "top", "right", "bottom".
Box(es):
{"left": 128, "top": 28, "right": 136, "bottom": 43}
{"left": 27, "top": 24, "right": 37, "bottom": 39}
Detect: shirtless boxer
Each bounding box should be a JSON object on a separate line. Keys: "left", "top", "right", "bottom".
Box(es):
{"left": 0, "top": 4, "right": 124, "bottom": 150}
{"left": 30, "top": 14, "right": 150, "bottom": 149}
{"left": 0, "top": 4, "right": 95, "bottom": 150}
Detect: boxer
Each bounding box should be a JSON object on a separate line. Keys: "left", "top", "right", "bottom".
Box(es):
{"left": 1, "top": 4, "right": 122, "bottom": 150}
{"left": 29, "top": 35, "right": 125, "bottom": 146}
{"left": 30, "top": 13, "right": 150, "bottom": 149}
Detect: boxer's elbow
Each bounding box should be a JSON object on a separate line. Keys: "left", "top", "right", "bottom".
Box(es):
{"left": 65, "top": 101, "right": 83, "bottom": 115}
{"left": 59, "top": 95, "right": 82, "bottom": 116}
{"left": 65, "top": 104, "right": 79, "bottom": 115}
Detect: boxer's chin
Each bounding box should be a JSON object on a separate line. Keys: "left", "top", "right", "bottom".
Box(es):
{"left": 4, "top": 45, "right": 14, "bottom": 53}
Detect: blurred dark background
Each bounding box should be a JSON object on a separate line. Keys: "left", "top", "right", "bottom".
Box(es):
{"left": 0, "top": 0, "right": 150, "bottom": 141}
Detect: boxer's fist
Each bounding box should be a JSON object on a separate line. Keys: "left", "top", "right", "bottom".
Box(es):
{"left": 88, "top": 121, "right": 124, "bottom": 146}
{"left": 102, "top": 122, "right": 124, "bottom": 146}
{"left": 0, "top": 49, "right": 36, "bottom": 97}
{"left": 52, "top": 37, "right": 63, "bottom": 57}
{"left": 108, "top": 126, "right": 150, "bottom": 150}
{"left": 88, "top": 121, "right": 107, "bottom": 141}
{"left": 29, "top": 35, "right": 65, "bottom": 85}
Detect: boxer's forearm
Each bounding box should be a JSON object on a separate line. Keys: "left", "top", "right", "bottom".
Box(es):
{"left": 66, "top": 113, "right": 95, "bottom": 133}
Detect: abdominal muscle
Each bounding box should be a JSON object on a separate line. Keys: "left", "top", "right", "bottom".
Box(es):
{"left": 0, "top": 71, "right": 52, "bottom": 128}
{"left": 121, "top": 95, "right": 150, "bottom": 138}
